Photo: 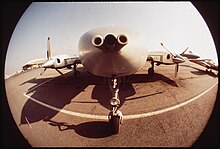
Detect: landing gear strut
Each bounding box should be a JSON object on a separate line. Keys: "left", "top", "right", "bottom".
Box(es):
{"left": 148, "top": 58, "right": 155, "bottom": 75}
{"left": 108, "top": 76, "right": 123, "bottom": 134}
{"left": 73, "top": 63, "right": 80, "bottom": 78}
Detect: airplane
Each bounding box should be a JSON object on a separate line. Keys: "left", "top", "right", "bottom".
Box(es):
{"left": 147, "top": 43, "right": 185, "bottom": 77}
{"left": 39, "top": 37, "right": 81, "bottom": 77}
{"left": 78, "top": 26, "right": 186, "bottom": 133}
{"left": 179, "top": 47, "right": 218, "bottom": 73}
{"left": 22, "top": 58, "right": 47, "bottom": 71}
{"left": 25, "top": 26, "right": 186, "bottom": 133}
{"left": 180, "top": 47, "right": 200, "bottom": 59}
{"left": 189, "top": 59, "right": 218, "bottom": 73}
{"left": 78, "top": 26, "right": 147, "bottom": 133}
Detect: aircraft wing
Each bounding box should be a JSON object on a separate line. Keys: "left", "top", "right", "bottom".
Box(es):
{"left": 189, "top": 58, "right": 212, "bottom": 62}
{"left": 189, "top": 59, "right": 214, "bottom": 68}
{"left": 190, "top": 59, "right": 219, "bottom": 71}
{"left": 63, "top": 56, "right": 81, "bottom": 66}
{"left": 22, "top": 58, "right": 48, "bottom": 70}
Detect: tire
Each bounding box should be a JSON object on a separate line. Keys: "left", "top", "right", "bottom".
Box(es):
{"left": 148, "top": 67, "right": 154, "bottom": 75}
{"left": 67, "top": 65, "right": 72, "bottom": 69}
{"left": 74, "top": 71, "right": 80, "bottom": 78}
{"left": 110, "top": 116, "right": 120, "bottom": 134}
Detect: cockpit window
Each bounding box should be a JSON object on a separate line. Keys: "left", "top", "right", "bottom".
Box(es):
{"left": 167, "top": 54, "right": 170, "bottom": 59}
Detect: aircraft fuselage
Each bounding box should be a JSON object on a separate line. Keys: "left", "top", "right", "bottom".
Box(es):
{"left": 42, "top": 54, "right": 75, "bottom": 69}
{"left": 78, "top": 26, "right": 148, "bottom": 77}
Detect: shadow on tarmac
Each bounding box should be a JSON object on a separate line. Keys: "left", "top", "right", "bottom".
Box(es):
{"left": 19, "top": 70, "right": 178, "bottom": 127}
{"left": 181, "top": 64, "right": 218, "bottom": 78}
{"left": 43, "top": 118, "right": 114, "bottom": 138}
{"left": 130, "top": 73, "right": 179, "bottom": 87}
{"left": 92, "top": 82, "right": 136, "bottom": 110}
{"left": 20, "top": 71, "right": 91, "bottom": 125}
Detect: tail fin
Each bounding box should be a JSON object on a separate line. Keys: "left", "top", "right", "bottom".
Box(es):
{"left": 47, "top": 37, "right": 52, "bottom": 59}
{"left": 180, "top": 47, "right": 189, "bottom": 55}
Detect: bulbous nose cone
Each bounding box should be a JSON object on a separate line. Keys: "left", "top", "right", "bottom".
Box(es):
{"left": 92, "top": 33, "right": 128, "bottom": 53}
{"left": 78, "top": 26, "right": 147, "bottom": 77}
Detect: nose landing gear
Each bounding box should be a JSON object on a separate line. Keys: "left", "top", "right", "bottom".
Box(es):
{"left": 107, "top": 77, "right": 123, "bottom": 134}
{"left": 108, "top": 104, "right": 122, "bottom": 134}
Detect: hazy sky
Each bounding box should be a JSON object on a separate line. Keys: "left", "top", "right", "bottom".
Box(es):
{"left": 5, "top": 2, "right": 218, "bottom": 76}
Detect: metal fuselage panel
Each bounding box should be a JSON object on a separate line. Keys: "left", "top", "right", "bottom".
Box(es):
{"left": 43, "top": 55, "right": 75, "bottom": 69}
{"left": 150, "top": 51, "right": 174, "bottom": 65}
{"left": 78, "top": 26, "right": 148, "bottom": 77}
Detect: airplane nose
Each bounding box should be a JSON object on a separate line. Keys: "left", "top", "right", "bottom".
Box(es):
{"left": 41, "top": 59, "right": 54, "bottom": 68}
{"left": 92, "top": 34, "right": 128, "bottom": 53}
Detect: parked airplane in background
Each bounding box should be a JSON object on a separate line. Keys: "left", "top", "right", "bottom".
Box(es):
{"left": 40, "top": 37, "right": 81, "bottom": 76}
{"left": 22, "top": 58, "right": 47, "bottom": 71}
{"left": 180, "top": 47, "right": 218, "bottom": 73}
{"left": 189, "top": 59, "right": 218, "bottom": 73}
{"left": 147, "top": 43, "right": 185, "bottom": 77}
{"left": 180, "top": 47, "right": 200, "bottom": 59}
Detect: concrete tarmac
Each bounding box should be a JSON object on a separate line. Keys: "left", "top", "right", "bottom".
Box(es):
{"left": 4, "top": 61, "right": 218, "bottom": 147}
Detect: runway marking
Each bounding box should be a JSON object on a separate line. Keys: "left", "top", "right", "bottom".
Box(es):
{"left": 23, "top": 80, "right": 218, "bottom": 120}
{"left": 23, "top": 93, "right": 108, "bottom": 120}
{"left": 123, "top": 81, "right": 218, "bottom": 120}
{"left": 25, "top": 117, "right": 32, "bottom": 128}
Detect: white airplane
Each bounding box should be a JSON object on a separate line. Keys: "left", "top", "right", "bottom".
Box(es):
{"left": 78, "top": 26, "right": 147, "bottom": 133}
{"left": 40, "top": 37, "right": 81, "bottom": 76}
{"left": 147, "top": 43, "right": 185, "bottom": 77}
{"left": 22, "top": 58, "right": 47, "bottom": 70}
{"left": 180, "top": 47, "right": 200, "bottom": 59}
{"left": 77, "top": 26, "right": 186, "bottom": 133}
{"left": 180, "top": 47, "right": 218, "bottom": 73}
{"left": 26, "top": 26, "right": 186, "bottom": 133}
{"left": 189, "top": 59, "right": 218, "bottom": 73}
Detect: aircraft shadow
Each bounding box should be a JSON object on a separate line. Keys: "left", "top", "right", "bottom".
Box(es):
{"left": 43, "top": 118, "right": 114, "bottom": 138}
{"left": 129, "top": 73, "right": 179, "bottom": 87}
{"left": 20, "top": 77, "right": 55, "bottom": 94}
{"left": 20, "top": 70, "right": 177, "bottom": 126}
{"left": 20, "top": 71, "right": 93, "bottom": 125}
{"left": 91, "top": 83, "right": 136, "bottom": 110}
{"left": 181, "top": 64, "right": 218, "bottom": 77}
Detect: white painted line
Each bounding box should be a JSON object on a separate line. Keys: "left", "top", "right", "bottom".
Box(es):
{"left": 123, "top": 81, "right": 218, "bottom": 119}
{"left": 25, "top": 117, "right": 32, "bottom": 128}
{"left": 23, "top": 93, "right": 108, "bottom": 120}
{"left": 23, "top": 81, "right": 218, "bottom": 120}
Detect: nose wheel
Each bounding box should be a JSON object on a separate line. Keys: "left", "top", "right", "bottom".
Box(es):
{"left": 108, "top": 105, "right": 122, "bottom": 134}
{"left": 108, "top": 77, "right": 123, "bottom": 134}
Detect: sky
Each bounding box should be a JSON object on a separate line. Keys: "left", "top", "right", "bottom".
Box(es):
{"left": 5, "top": 2, "right": 218, "bottom": 76}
